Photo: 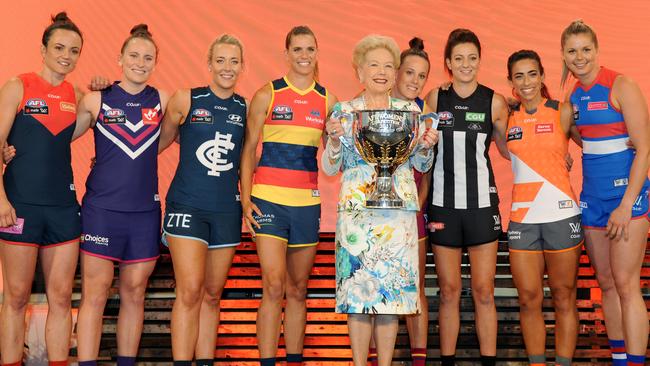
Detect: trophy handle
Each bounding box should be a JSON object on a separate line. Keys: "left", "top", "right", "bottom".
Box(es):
{"left": 419, "top": 112, "right": 440, "bottom": 130}
{"left": 330, "top": 110, "right": 359, "bottom": 153}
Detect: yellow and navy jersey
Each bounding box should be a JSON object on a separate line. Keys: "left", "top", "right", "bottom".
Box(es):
{"left": 252, "top": 77, "right": 328, "bottom": 206}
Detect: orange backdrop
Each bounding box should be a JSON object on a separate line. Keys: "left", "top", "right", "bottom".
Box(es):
{"left": 1, "top": 1, "right": 650, "bottom": 232}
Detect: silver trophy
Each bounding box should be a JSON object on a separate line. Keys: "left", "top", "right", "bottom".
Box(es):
{"left": 334, "top": 109, "right": 438, "bottom": 209}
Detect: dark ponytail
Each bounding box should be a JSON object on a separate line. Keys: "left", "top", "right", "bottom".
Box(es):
{"left": 506, "top": 49, "right": 551, "bottom": 100}
{"left": 42, "top": 11, "right": 83, "bottom": 47}
{"left": 400, "top": 37, "right": 430, "bottom": 73}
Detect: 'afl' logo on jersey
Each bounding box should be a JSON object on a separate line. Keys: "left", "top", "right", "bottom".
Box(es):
{"left": 103, "top": 108, "right": 126, "bottom": 124}
{"left": 191, "top": 108, "right": 213, "bottom": 123}
{"left": 272, "top": 105, "right": 293, "bottom": 121}
{"left": 24, "top": 98, "right": 49, "bottom": 115}
{"left": 437, "top": 111, "right": 454, "bottom": 127}
{"left": 507, "top": 126, "right": 523, "bottom": 141}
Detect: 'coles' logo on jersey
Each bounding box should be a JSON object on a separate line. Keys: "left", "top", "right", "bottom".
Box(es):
{"left": 438, "top": 111, "right": 454, "bottom": 127}
{"left": 24, "top": 98, "right": 48, "bottom": 115}
{"left": 142, "top": 108, "right": 159, "bottom": 125}
{"left": 272, "top": 105, "right": 293, "bottom": 120}
{"left": 191, "top": 108, "right": 213, "bottom": 123}
{"left": 104, "top": 108, "right": 126, "bottom": 124}
{"left": 507, "top": 126, "right": 523, "bottom": 141}
{"left": 588, "top": 101, "right": 608, "bottom": 111}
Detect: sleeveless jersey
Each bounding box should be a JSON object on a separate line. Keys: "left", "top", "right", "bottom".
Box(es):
{"left": 166, "top": 87, "right": 246, "bottom": 212}
{"left": 507, "top": 99, "right": 579, "bottom": 223}
{"left": 571, "top": 67, "right": 648, "bottom": 198}
{"left": 83, "top": 83, "right": 162, "bottom": 211}
{"left": 252, "top": 77, "right": 328, "bottom": 206}
{"left": 4, "top": 72, "right": 77, "bottom": 206}
{"left": 431, "top": 84, "right": 499, "bottom": 209}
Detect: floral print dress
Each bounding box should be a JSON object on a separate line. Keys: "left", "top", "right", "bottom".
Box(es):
{"left": 322, "top": 97, "right": 435, "bottom": 314}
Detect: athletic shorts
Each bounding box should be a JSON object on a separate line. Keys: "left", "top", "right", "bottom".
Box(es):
{"left": 0, "top": 202, "right": 80, "bottom": 247}
{"left": 508, "top": 215, "right": 583, "bottom": 253}
{"left": 580, "top": 189, "right": 648, "bottom": 229}
{"left": 427, "top": 205, "right": 502, "bottom": 248}
{"left": 80, "top": 203, "right": 160, "bottom": 263}
{"left": 162, "top": 201, "right": 242, "bottom": 249}
{"left": 416, "top": 212, "right": 427, "bottom": 240}
{"left": 251, "top": 196, "right": 320, "bottom": 248}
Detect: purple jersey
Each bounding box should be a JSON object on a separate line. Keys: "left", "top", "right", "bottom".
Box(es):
{"left": 83, "top": 83, "right": 162, "bottom": 211}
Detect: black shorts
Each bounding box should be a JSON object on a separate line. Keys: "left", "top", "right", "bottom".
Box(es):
{"left": 427, "top": 205, "right": 502, "bottom": 248}
{"left": 0, "top": 202, "right": 81, "bottom": 247}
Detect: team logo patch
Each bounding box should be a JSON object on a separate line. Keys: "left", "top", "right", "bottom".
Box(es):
{"left": 465, "top": 112, "right": 485, "bottom": 122}
{"left": 535, "top": 123, "right": 553, "bottom": 134}
{"left": 190, "top": 108, "right": 213, "bottom": 123}
{"left": 613, "top": 178, "right": 628, "bottom": 187}
{"left": 60, "top": 101, "right": 76, "bottom": 113}
{"left": 428, "top": 222, "right": 445, "bottom": 231}
{"left": 558, "top": 200, "right": 574, "bottom": 209}
{"left": 573, "top": 104, "right": 580, "bottom": 121}
{"left": 24, "top": 98, "right": 48, "bottom": 114}
{"left": 142, "top": 108, "right": 159, "bottom": 125}
{"left": 588, "top": 101, "right": 608, "bottom": 111}
{"left": 103, "top": 108, "right": 126, "bottom": 124}
{"left": 468, "top": 122, "right": 482, "bottom": 131}
{"left": 507, "top": 126, "right": 523, "bottom": 141}
{"left": 272, "top": 105, "right": 293, "bottom": 120}
{"left": 196, "top": 132, "right": 235, "bottom": 176}
{"left": 438, "top": 111, "right": 454, "bottom": 127}
{"left": 310, "top": 109, "right": 321, "bottom": 117}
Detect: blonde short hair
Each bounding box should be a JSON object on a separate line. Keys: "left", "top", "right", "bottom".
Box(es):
{"left": 207, "top": 33, "right": 244, "bottom": 65}
{"left": 352, "top": 35, "right": 401, "bottom": 70}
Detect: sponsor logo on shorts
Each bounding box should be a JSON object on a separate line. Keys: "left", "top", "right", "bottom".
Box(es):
{"left": 166, "top": 213, "right": 192, "bottom": 228}
{"left": 190, "top": 108, "right": 213, "bottom": 123}
{"left": 254, "top": 213, "right": 276, "bottom": 225}
{"left": 493, "top": 215, "right": 502, "bottom": 230}
{"left": 103, "top": 108, "right": 126, "bottom": 124}
{"left": 82, "top": 233, "right": 110, "bottom": 246}
{"left": 535, "top": 123, "right": 553, "bottom": 134}
{"left": 25, "top": 98, "right": 49, "bottom": 114}
{"left": 227, "top": 114, "right": 244, "bottom": 127}
{"left": 579, "top": 201, "right": 588, "bottom": 209}
{"left": 588, "top": 101, "right": 608, "bottom": 111}
{"left": 438, "top": 111, "right": 454, "bottom": 127}
{"left": 632, "top": 193, "right": 646, "bottom": 211}
{"left": 558, "top": 200, "right": 573, "bottom": 209}
{"left": 489, "top": 186, "right": 498, "bottom": 194}
{"left": 507, "top": 126, "right": 523, "bottom": 141}
{"left": 272, "top": 105, "right": 293, "bottom": 120}
{"left": 428, "top": 222, "right": 445, "bottom": 231}
{"left": 60, "top": 101, "right": 76, "bottom": 113}
{"left": 154, "top": 194, "right": 160, "bottom": 202}
{"left": 235, "top": 194, "right": 240, "bottom": 201}
{"left": 142, "top": 108, "right": 159, "bottom": 125}
{"left": 569, "top": 222, "right": 581, "bottom": 238}
{"left": 613, "top": 178, "right": 628, "bottom": 187}
{"left": 508, "top": 230, "right": 521, "bottom": 240}
{"left": 69, "top": 184, "right": 75, "bottom": 191}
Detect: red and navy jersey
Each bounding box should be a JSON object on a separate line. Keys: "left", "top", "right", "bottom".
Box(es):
{"left": 166, "top": 87, "right": 247, "bottom": 212}
{"left": 570, "top": 67, "right": 648, "bottom": 198}
{"left": 252, "top": 77, "right": 328, "bottom": 207}
{"left": 83, "top": 83, "right": 162, "bottom": 211}
{"left": 4, "top": 72, "right": 77, "bottom": 206}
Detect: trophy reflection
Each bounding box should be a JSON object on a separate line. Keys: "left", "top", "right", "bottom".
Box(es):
{"left": 335, "top": 109, "right": 437, "bottom": 209}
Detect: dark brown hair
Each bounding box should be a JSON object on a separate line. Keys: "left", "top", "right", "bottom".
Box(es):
{"left": 443, "top": 28, "right": 481, "bottom": 77}
{"left": 507, "top": 49, "right": 551, "bottom": 100}
{"left": 42, "top": 11, "right": 83, "bottom": 47}
{"left": 400, "top": 37, "right": 430, "bottom": 73}
{"left": 121, "top": 24, "right": 158, "bottom": 57}
{"left": 285, "top": 25, "right": 319, "bottom": 80}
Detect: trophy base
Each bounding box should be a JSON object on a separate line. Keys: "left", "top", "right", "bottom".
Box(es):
{"left": 365, "top": 199, "right": 405, "bottom": 209}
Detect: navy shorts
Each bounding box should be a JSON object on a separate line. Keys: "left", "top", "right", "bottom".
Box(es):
{"left": 0, "top": 202, "right": 80, "bottom": 247}
{"left": 80, "top": 203, "right": 160, "bottom": 263}
{"left": 251, "top": 196, "right": 320, "bottom": 247}
{"left": 580, "top": 189, "right": 648, "bottom": 229}
{"left": 428, "top": 205, "right": 502, "bottom": 248}
{"left": 162, "top": 201, "right": 242, "bottom": 249}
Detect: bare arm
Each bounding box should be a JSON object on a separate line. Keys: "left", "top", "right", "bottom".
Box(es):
{"left": 73, "top": 91, "right": 100, "bottom": 141}
{"left": 417, "top": 170, "right": 432, "bottom": 211}
{"left": 423, "top": 87, "right": 439, "bottom": 114}
{"left": 158, "top": 89, "right": 189, "bottom": 153}
{"left": 607, "top": 75, "right": 650, "bottom": 240}
{"left": 0, "top": 78, "right": 23, "bottom": 226}
{"left": 492, "top": 93, "right": 510, "bottom": 160}
{"left": 241, "top": 83, "right": 272, "bottom": 233}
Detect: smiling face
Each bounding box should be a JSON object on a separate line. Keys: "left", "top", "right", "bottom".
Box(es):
{"left": 446, "top": 42, "right": 480, "bottom": 83}
{"left": 562, "top": 32, "right": 599, "bottom": 82}
{"left": 358, "top": 47, "right": 396, "bottom": 94}
{"left": 209, "top": 43, "right": 242, "bottom": 92}
{"left": 509, "top": 58, "right": 544, "bottom": 104}
{"left": 119, "top": 37, "right": 157, "bottom": 85}
{"left": 395, "top": 55, "right": 429, "bottom": 100}
{"left": 40, "top": 29, "right": 82, "bottom": 76}
{"left": 285, "top": 34, "right": 318, "bottom": 77}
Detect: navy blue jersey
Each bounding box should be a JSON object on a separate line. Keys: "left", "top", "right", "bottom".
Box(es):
{"left": 166, "top": 87, "right": 246, "bottom": 212}
{"left": 83, "top": 83, "right": 162, "bottom": 211}
{"left": 4, "top": 73, "right": 77, "bottom": 206}
{"left": 414, "top": 96, "right": 424, "bottom": 110}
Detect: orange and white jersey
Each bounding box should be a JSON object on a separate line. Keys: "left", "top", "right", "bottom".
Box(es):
{"left": 506, "top": 99, "right": 580, "bottom": 224}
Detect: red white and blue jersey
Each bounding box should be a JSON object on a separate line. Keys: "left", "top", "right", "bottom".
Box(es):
{"left": 83, "top": 83, "right": 162, "bottom": 211}
{"left": 571, "top": 67, "right": 648, "bottom": 198}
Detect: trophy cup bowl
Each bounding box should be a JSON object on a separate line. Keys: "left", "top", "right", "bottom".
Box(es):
{"left": 352, "top": 110, "right": 421, "bottom": 209}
